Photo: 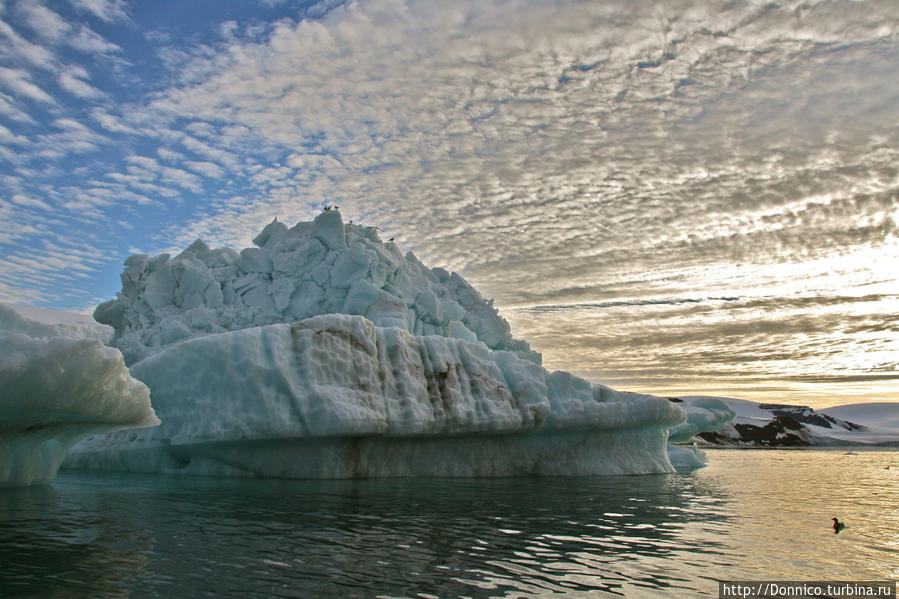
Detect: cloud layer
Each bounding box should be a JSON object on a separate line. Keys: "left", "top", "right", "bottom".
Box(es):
{"left": 0, "top": 0, "right": 896, "bottom": 406}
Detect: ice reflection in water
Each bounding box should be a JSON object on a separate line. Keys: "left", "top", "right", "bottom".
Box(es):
{"left": 0, "top": 450, "right": 896, "bottom": 598}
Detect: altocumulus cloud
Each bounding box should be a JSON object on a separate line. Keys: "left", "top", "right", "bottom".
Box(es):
{"left": 0, "top": 0, "right": 896, "bottom": 406}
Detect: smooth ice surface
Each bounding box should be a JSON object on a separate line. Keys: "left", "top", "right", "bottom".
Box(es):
{"left": 666, "top": 443, "right": 709, "bottom": 471}
{"left": 821, "top": 403, "right": 899, "bottom": 434}
{"left": 0, "top": 303, "right": 158, "bottom": 487}
{"left": 70, "top": 213, "right": 731, "bottom": 478}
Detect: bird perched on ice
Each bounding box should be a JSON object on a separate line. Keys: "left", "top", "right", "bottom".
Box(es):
{"left": 832, "top": 517, "right": 846, "bottom": 533}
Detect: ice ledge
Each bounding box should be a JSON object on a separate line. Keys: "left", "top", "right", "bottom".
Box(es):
{"left": 67, "top": 314, "right": 686, "bottom": 477}
{"left": 65, "top": 428, "right": 677, "bottom": 478}
{"left": 1, "top": 303, "right": 158, "bottom": 487}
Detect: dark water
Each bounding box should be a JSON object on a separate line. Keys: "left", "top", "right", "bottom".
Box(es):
{"left": 1, "top": 450, "right": 896, "bottom": 598}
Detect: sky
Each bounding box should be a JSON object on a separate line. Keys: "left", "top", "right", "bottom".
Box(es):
{"left": 0, "top": 0, "right": 896, "bottom": 409}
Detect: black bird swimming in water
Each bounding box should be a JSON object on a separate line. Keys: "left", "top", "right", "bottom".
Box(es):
{"left": 832, "top": 517, "right": 846, "bottom": 534}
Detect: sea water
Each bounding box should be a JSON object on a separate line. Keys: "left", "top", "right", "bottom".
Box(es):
{"left": 1, "top": 449, "right": 896, "bottom": 598}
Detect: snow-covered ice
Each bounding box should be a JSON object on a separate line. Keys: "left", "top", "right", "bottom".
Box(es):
{"left": 66, "top": 212, "right": 732, "bottom": 478}
{"left": 0, "top": 303, "right": 158, "bottom": 487}
{"left": 821, "top": 403, "right": 899, "bottom": 439}
{"left": 679, "top": 396, "right": 899, "bottom": 447}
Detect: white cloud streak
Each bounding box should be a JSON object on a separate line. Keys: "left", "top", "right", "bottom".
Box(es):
{"left": 19, "top": 0, "right": 69, "bottom": 42}
{"left": 0, "top": 17, "right": 55, "bottom": 68}
{"left": 68, "top": 0, "right": 127, "bottom": 23}
{"left": 0, "top": 65, "right": 54, "bottom": 102}
{"left": 58, "top": 67, "right": 103, "bottom": 98}
{"left": 69, "top": 24, "right": 120, "bottom": 54}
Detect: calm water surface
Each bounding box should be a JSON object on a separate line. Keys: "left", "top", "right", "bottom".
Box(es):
{"left": 1, "top": 449, "right": 896, "bottom": 598}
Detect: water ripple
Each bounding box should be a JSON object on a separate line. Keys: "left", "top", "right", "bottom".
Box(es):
{"left": 0, "top": 450, "right": 896, "bottom": 597}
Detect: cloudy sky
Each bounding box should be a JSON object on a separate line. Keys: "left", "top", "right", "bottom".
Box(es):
{"left": 1, "top": 0, "right": 896, "bottom": 408}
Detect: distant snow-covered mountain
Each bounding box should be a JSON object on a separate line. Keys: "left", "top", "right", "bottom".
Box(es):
{"left": 674, "top": 397, "right": 899, "bottom": 447}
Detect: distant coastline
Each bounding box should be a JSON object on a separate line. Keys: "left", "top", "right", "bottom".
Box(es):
{"left": 673, "top": 396, "right": 899, "bottom": 448}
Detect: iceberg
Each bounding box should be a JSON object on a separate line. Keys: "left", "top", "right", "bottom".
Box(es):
{"left": 0, "top": 303, "right": 158, "bottom": 487}
{"left": 66, "top": 212, "right": 728, "bottom": 478}
{"left": 665, "top": 397, "right": 735, "bottom": 471}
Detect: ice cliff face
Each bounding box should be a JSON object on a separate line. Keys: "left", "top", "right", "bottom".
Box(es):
{"left": 68, "top": 212, "right": 730, "bottom": 478}
{"left": 0, "top": 303, "right": 158, "bottom": 487}
{"left": 68, "top": 314, "right": 685, "bottom": 477}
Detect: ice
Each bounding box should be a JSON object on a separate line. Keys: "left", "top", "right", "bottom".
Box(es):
{"left": 95, "top": 212, "right": 537, "bottom": 366}
{"left": 668, "top": 397, "right": 736, "bottom": 444}
{"left": 667, "top": 444, "right": 709, "bottom": 471}
{"left": 66, "top": 313, "right": 686, "bottom": 476}
{"left": 0, "top": 301, "right": 113, "bottom": 343}
{"left": 313, "top": 209, "right": 347, "bottom": 250}
{"left": 0, "top": 303, "right": 159, "bottom": 487}
{"left": 69, "top": 212, "right": 732, "bottom": 478}
{"left": 664, "top": 397, "right": 734, "bottom": 471}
